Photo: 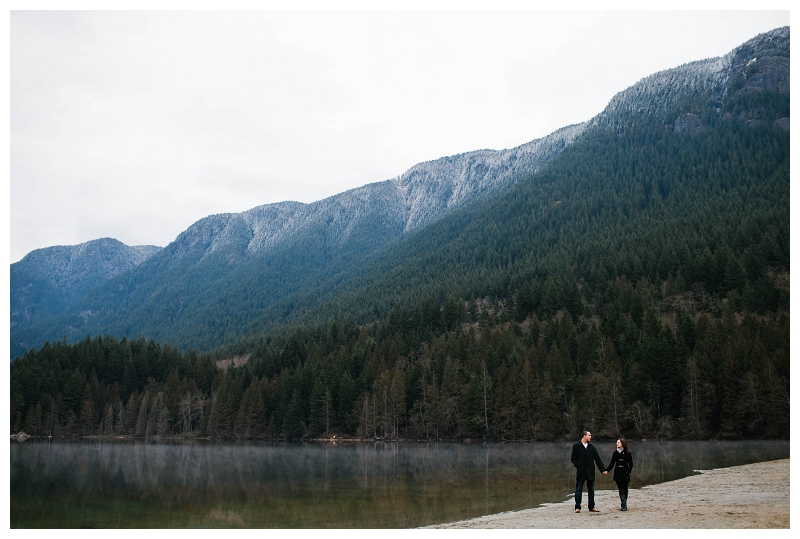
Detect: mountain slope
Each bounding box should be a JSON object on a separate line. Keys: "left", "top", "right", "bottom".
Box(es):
{"left": 10, "top": 123, "right": 585, "bottom": 358}
{"left": 10, "top": 238, "right": 161, "bottom": 332}
{"left": 220, "top": 26, "right": 789, "bottom": 346}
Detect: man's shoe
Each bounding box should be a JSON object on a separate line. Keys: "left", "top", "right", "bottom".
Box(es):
{"left": 589, "top": 508, "right": 600, "bottom": 512}
{"left": 575, "top": 509, "right": 580, "bottom": 513}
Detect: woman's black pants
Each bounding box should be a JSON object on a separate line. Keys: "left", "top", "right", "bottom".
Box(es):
{"left": 616, "top": 480, "right": 629, "bottom": 510}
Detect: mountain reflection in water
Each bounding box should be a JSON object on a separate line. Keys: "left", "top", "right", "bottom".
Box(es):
{"left": 11, "top": 439, "right": 788, "bottom": 528}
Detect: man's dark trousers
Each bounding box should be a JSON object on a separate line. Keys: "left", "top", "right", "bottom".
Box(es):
{"left": 574, "top": 479, "right": 595, "bottom": 511}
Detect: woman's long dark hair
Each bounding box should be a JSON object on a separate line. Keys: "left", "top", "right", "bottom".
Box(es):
{"left": 618, "top": 438, "right": 631, "bottom": 454}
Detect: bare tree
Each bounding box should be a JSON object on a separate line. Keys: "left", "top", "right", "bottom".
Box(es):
{"left": 102, "top": 403, "right": 114, "bottom": 435}
{"left": 178, "top": 392, "right": 193, "bottom": 434}
{"left": 134, "top": 391, "right": 149, "bottom": 437}
{"left": 481, "top": 360, "right": 491, "bottom": 437}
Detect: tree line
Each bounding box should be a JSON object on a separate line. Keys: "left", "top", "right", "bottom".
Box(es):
{"left": 11, "top": 272, "right": 789, "bottom": 441}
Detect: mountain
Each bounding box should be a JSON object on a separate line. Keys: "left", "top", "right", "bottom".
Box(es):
{"left": 10, "top": 238, "right": 161, "bottom": 332}
{"left": 223, "top": 27, "right": 788, "bottom": 339}
{"left": 10, "top": 27, "right": 789, "bottom": 360}
{"left": 9, "top": 28, "right": 789, "bottom": 443}
{"left": 10, "top": 123, "right": 585, "bottom": 358}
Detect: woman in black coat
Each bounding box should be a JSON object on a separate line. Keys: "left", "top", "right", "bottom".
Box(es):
{"left": 606, "top": 438, "right": 633, "bottom": 511}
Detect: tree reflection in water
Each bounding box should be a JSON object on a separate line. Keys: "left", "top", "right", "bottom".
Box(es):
{"left": 11, "top": 439, "right": 788, "bottom": 528}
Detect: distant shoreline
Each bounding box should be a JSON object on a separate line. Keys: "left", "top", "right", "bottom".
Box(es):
{"left": 425, "top": 458, "right": 790, "bottom": 529}
{"left": 7, "top": 432, "right": 661, "bottom": 443}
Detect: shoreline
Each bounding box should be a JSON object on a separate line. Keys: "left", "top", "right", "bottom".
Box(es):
{"left": 424, "top": 458, "right": 790, "bottom": 529}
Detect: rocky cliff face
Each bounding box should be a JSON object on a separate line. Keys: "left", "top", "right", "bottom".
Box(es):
{"left": 723, "top": 27, "right": 790, "bottom": 128}
{"left": 11, "top": 238, "right": 161, "bottom": 330}
{"left": 725, "top": 26, "right": 790, "bottom": 92}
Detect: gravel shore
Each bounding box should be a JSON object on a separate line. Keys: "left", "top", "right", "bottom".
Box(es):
{"left": 425, "top": 458, "right": 789, "bottom": 529}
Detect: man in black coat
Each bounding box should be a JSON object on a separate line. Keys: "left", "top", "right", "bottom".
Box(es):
{"left": 570, "top": 430, "right": 607, "bottom": 513}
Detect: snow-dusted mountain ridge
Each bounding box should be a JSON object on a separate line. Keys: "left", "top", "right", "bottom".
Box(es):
{"left": 589, "top": 26, "right": 789, "bottom": 131}
{"left": 11, "top": 238, "right": 161, "bottom": 331}
{"left": 187, "top": 27, "right": 789, "bottom": 264}
{"left": 178, "top": 121, "right": 587, "bottom": 264}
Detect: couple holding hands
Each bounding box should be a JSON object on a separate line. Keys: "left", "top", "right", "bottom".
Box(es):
{"left": 570, "top": 430, "right": 633, "bottom": 513}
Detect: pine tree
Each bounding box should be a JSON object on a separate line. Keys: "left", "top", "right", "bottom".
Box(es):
{"left": 282, "top": 389, "right": 305, "bottom": 439}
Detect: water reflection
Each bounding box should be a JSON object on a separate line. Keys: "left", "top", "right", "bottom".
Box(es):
{"left": 11, "top": 439, "right": 788, "bottom": 528}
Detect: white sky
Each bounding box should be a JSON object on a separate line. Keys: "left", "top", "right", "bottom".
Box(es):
{"left": 8, "top": 7, "right": 791, "bottom": 263}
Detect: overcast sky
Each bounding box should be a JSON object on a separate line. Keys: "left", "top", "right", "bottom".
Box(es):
{"left": 9, "top": 9, "right": 789, "bottom": 263}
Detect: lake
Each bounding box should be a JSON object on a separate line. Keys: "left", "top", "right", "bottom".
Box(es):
{"left": 10, "top": 439, "right": 789, "bottom": 528}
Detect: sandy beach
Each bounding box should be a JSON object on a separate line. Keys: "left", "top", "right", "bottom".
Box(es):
{"left": 425, "top": 458, "right": 789, "bottom": 529}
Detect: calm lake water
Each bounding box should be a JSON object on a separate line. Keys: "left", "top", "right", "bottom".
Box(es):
{"left": 10, "top": 439, "right": 788, "bottom": 528}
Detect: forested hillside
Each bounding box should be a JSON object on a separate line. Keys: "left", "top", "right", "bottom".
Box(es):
{"left": 10, "top": 28, "right": 789, "bottom": 441}
{"left": 10, "top": 283, "right": 789, "bottom": 441}
{"left": 291, "top": 121, "right": 788, "bottom": 327}
{"left": 10, "top": 124, "right": 584, "bottom": 359}
{"left": 10, "top": 239, "right": 160, "bottom": 332}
